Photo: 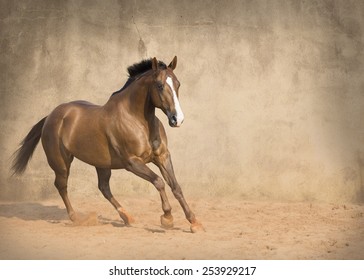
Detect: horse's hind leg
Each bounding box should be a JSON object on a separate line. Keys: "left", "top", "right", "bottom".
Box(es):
{"left": 43, "top": 138, "right": 76, "bottom": 221}
{"left": 54, "top": 170, "right": 77, "bottom": 221}
{"left": 96, "top": 168, "right": 134, "bottom": 225}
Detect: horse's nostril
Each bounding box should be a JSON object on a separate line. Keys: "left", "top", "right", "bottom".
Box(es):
{"left": 169, "top": 115, "right": 178, "bottom": 127}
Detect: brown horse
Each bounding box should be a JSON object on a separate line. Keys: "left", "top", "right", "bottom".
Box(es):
{"left": 11, "top": 56, "right": 203, "bottom": 233}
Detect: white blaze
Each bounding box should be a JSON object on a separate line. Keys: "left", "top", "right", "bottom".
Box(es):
{"left": 166, "top": 76, "right": 184, "bottom": 126}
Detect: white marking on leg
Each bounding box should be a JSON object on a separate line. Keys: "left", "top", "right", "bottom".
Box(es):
{"left": 166, "top": 76, "right": 184, "bottom": 126}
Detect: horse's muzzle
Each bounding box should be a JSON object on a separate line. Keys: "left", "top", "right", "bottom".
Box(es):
{"left": 168, "top": 114, "right": 184, "bottom": 127}
{"left": 169, "top": 115, "right": 178, "bottom": 127}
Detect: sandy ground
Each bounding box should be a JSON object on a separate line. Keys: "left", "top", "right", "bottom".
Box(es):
{"left": 0, "top": 194, "right": 363, "bottom": 260}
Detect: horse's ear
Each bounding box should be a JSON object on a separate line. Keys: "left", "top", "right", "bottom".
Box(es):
{"left": 152, "top": 57, "right": 159, "bottom": 71}
{"left": 168, "top": 56, "right": 177, "bottom": 70}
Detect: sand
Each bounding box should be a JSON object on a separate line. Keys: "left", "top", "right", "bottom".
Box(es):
{"left": 0, "top": 194, "right": 363, "bottom": 260}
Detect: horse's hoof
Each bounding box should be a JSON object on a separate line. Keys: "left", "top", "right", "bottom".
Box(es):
{"left": 190, "top": 222, "right": 205, "bottom": 233}
{"left": 122, "top": 215, "right": 135, "bottom": 226}
{"left": 160, "top": 214, "right": 174, "bottom": 229}
{"left": 118, "top": 208, "right": 135, "bottom": 225}
{"left": 69, "top": 212, "right": 98, "bottom": 226}
{"left": 69, "top": 212, "right": 79, "bottom": 222}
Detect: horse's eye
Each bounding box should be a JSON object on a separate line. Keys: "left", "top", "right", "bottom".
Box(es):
{"left": 157, "top": 83, "right": 164, "bottom": 91}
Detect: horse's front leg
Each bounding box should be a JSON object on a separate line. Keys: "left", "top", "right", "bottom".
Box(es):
{"left": 155, "top": 151, "right": 204, "bottom": 233}
{"left": 125, "top": 157, "right": 174, "bottom": 229}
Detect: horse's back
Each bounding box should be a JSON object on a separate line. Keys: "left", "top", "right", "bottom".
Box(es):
{"left": 43, "top": 100, "right": 101, "bottom": 135}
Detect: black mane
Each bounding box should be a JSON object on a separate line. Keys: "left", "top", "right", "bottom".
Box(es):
{"left": 112, "top": 58, "right": 167, "bottom": 96}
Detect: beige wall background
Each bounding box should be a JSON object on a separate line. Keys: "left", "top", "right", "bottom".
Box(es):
{"left": 1, "top": 0, "right": 363, "bottom": 203}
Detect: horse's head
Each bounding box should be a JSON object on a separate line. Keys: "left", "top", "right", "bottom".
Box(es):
{"left": 150, "top": 56, "right": 184, "bottom": 127}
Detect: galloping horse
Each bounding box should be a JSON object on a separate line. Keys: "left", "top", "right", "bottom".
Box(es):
{"left": 11, "top": 56, "right": 203, "bottom": 233}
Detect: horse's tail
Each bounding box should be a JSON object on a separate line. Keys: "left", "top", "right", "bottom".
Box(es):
{"left": 11, "top": 117, "right": 47, "bottom": 175}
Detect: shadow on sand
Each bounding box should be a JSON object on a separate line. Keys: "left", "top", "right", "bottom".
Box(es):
{"left": 0, "top": 202, "right": 191, "bottom": 232}
{"left": 0, "top": 203, "right": 117, "bottom": 227}
{"left": 0, "top": 202, "right": 67, "bottom": 221}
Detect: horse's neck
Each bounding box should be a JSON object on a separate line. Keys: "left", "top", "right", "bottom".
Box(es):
{"left": 107, "top": 79, "right": 155, "bottom": 123}
{"left": 105, "top": 80, "right": 161, "bottom": 144}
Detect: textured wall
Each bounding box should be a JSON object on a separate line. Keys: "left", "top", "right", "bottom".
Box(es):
{"left": 1, "top": 0, "right": 363, "bottom": 203}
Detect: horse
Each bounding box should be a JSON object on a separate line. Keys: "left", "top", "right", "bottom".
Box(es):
{"left": 11, "top": 56, "right": 204, "bottom": 233}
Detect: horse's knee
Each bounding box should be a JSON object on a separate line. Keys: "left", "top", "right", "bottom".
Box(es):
{"left": 171, "top": 186, "right": 183, "bottom": 200}
{"left": 153, "top": 177, "right": 165, "bottom": 191}
{"left": 54, "top": 173, "right": 68, "bottom": 191}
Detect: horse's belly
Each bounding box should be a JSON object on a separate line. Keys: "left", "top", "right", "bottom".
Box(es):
{"left": 68, "top": 133, "right": 153, "bottom": 169}
{"left": 75, "top": 153, "right": 127, "bottom": 169}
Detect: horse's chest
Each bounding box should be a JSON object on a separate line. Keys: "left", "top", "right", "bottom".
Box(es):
{"left": 134, "top": 137, "right": 163, "bottom": 160}
{"left": 129, "top": 134, "right": 165, "bottom": 163}
{"left": 120, "top": 131, "right": 160, "bottom": 160}
{"left": 110, "top": 120, "right": 165, "bottom": 163}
